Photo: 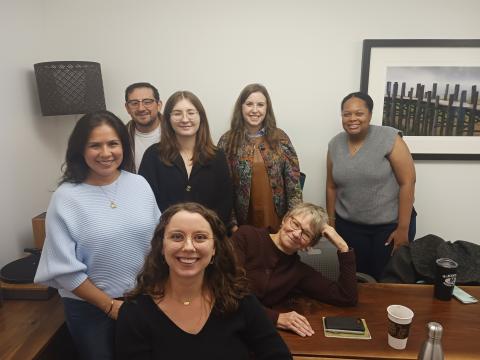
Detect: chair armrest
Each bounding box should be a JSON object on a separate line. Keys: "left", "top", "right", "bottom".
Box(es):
{"left": 356, "top": 272, "right": 377, "bottom": 283}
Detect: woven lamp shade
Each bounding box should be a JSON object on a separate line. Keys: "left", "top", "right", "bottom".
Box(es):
{"left": 34, "top": 61, "right": 106, "bottom": 116}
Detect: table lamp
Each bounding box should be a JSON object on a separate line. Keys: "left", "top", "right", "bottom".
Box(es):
{"left": 34, "top": 61, "right": 106, "bottom": 116}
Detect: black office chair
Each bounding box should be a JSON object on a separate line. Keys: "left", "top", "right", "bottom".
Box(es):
{"left": 0, "top": 248, "right": 41, "bottom": 284}
{"left": 299, "top": 240, "right": 376, "bottom": 283}
{"left": 300, "top": 172, "right": 306, "bottom": 190}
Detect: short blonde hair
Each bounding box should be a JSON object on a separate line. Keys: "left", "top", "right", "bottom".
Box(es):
{"left": 284, "top": 203, "right": 328, "bottom": 246}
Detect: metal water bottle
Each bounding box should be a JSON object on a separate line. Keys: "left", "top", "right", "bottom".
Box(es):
{"left": 418, "top": 322, "right": 444, "bottom": 360}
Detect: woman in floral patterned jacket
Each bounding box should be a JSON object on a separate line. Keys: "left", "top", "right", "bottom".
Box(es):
{"left": 218, "top": 83, "right": 302, "bottom": 232}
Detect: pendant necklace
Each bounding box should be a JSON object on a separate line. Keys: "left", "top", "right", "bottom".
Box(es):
{"left": 178, "top": 294, "right": 198, "bottom": 306}
{"left": 174, "top": 292, "right": 203, "bottom": 306}
{"left": 348, "top": 139, "right": 364, "bottom": 155}
{"left": 99, "top": 180, "right": 119, "bottom": 209}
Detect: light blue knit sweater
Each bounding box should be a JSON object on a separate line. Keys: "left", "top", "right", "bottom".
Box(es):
{"left": 34, "top": 171, "right": 160, "bottom": 299}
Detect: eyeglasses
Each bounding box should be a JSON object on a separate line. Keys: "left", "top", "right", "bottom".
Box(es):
{"left": 126, "top": 98, "right": 157, "bottom": 108}
{"left": 287, "top": 216, "right": 313, "bottom": 243}
{"left": 170, "top": 110, "right": 199, "bottom": 121}
{"left": 165, "top": 232, "right": 212, "bottom": 245}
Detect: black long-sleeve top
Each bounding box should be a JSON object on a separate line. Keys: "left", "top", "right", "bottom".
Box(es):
{"left": 139, "top": 145, "right": 233, "bottom": 226}
{"left": 116, "top": 294, "right": 292, "bottom": 360}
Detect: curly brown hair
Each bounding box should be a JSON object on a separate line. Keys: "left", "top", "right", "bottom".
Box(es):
{"left": 223, "top": 83, "right": 281, "bottom": 157}
{"left": 127, "top": 202, "right": 249, "bottom": 314}
{"left": 158, "top": 91, "right": 216, "bottom": 166}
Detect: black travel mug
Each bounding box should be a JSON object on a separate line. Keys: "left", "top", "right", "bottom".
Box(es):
{"left": 434, "top": 258, "right": 458, "bottom": 301}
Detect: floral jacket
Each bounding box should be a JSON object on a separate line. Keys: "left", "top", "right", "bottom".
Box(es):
{"left": 218, "top": 129, "right": 302, "bottom": 225}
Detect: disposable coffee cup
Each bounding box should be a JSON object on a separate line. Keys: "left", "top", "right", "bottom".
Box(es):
{"left": 434, "top": 258, "right": 458, "bottom": 301}
{"left": 387, "top": 305, "right": 414, "bottom": 350}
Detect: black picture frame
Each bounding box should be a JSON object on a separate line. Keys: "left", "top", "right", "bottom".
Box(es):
{"left": 360, "top": 39, "right": 480, "bottom": 160}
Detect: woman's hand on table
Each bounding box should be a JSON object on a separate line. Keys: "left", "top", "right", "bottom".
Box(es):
{"left": 277, "top": 311, "right": 314, "bottom": 337}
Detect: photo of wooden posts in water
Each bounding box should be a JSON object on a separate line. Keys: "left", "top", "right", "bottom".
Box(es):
{"left": 383, "top": 66, "right": 479, "bottom": 136}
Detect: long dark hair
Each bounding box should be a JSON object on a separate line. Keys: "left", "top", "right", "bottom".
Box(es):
{"left": 127, "top": 202, "right": 249, "bottom": 314}
{"left": 223, "top": 83, "right": 280, "bottom": 156}
{"left": 60, "top": 110, "right": 134, "bottom": 184}
{"left": 158, "top": 91, "right": 216, "bottom": 166}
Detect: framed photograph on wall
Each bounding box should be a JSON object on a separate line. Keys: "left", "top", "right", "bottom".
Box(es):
{"left": 360, "top": 39, "right": 480, "bottom": 160}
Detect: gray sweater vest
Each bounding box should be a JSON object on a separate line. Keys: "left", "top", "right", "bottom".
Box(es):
{"left": 328, "top": 125, "right": 400, "bottom": 225}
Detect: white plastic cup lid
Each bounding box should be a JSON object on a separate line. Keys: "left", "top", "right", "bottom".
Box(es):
{"left": 387, "top": 305, "right": 414, "bottom": 324}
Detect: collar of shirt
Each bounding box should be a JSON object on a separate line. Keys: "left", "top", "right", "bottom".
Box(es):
{"left": 247, "top": 127, "right": 266, "bottom": 139}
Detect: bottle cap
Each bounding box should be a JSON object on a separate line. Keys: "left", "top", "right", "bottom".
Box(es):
{"left": 427, "top": 322, "right": 443, "bottom": 340}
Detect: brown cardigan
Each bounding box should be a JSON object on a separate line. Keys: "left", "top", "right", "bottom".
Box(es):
{"left": 232, "top": 225, "right": 358, "bottom": 323}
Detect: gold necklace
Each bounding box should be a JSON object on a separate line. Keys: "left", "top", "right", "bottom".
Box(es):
{"left": 348, "top": 140, "right": 363, "bottom": 154}
{"left": 171, "top": 288, "right": 209, "bottom": 306}
{"left": 180, "top": 150, "right": 193, "bottom": 163}
{"left": 99, "top": 181, "right": 119, "bottom": 209}
{"left": 176, "top": 294, "right": 200, "bottom": 306}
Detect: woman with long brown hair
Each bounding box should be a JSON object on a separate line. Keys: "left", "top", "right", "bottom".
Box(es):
{"left": 139, "top": 91, "right": 233, "bottom": 227}
{"left": 218, "top": 83, "right": 302, "bottom": 232}
{"left": 116, "top": 202, "right": 291, "bottom": 359}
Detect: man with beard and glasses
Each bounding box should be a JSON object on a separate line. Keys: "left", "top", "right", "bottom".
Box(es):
{"left": 125, "top": 82, "right": 163, "bottom": 172}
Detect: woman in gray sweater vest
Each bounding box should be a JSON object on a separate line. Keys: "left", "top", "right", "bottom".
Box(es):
{"left": 326, "top": 92, "right": 416, "bottom": 280}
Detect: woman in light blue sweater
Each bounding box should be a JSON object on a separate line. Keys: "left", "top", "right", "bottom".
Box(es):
{"left": 35, "top": 111, "right": 160, "bottom": 360}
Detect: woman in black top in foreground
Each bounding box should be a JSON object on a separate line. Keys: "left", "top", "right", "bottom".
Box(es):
{"left": 116, "top": 202, "right": 291, "bottom": 360}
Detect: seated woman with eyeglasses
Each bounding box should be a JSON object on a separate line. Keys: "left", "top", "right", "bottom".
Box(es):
{"left": 232, "top": 202, "right": 358, "bottom": 337}
{"left": 139, "top": 91, "right": 233, "bottom": 228}
{"left": 116, "top": 203, "right": 292, "bottom": 360}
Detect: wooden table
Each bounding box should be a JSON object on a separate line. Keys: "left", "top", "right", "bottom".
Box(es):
{"left": 0, "top": 292, "right": 65, "bottom": 360}
{"left": 279, "top": 283, "right": 480, "bottom": 360}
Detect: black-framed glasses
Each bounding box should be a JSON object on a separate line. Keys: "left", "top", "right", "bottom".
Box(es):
{"left": 126, "top": 98, "right": 157, "bottom": 108}
{"left": 288, "top": 216, "right": 313, "bottom": 243}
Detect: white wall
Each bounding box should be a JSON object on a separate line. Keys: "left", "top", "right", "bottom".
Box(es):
{"left": 1, "top": 0, "right": 479, "bottom": 267}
